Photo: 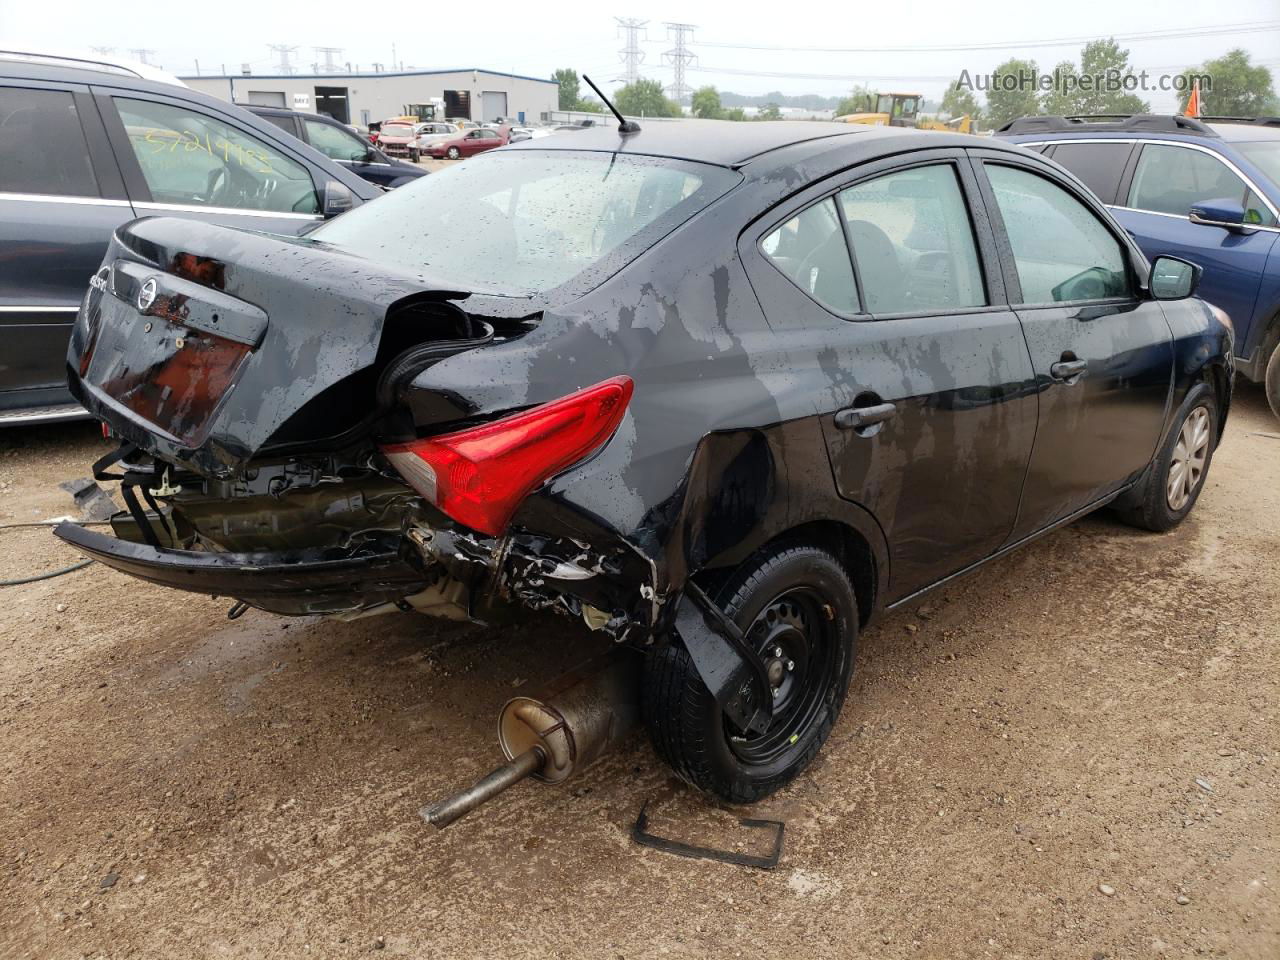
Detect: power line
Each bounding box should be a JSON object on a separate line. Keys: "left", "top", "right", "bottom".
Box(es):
{"left": 267, "top": 44, "right": 298, "bottom": 75}
{"left": 696, "top": 19, "right": 1280, "bottom": 55}
{"left": 663, "top": 22, "right": 697, "bottom": 103}
{"left": 616, "top": 17, "right": 648, "bottom": 85}
{"left": 128, "top": 48, "right": 157, "bottom": 66}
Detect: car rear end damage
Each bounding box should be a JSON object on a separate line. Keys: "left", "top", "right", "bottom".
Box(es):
{"left": 58, "top": 216, "right": 658, "bottom": 633}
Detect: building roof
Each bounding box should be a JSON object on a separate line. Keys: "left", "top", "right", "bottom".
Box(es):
{"left": 178, "top": 67, "right": 557, "bottom": 86}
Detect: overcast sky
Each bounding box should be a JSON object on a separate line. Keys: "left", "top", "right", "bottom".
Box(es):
{"left": 3, "top": 0, "right": 1278, "bottom": 110}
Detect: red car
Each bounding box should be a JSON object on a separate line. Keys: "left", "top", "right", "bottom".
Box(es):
{"left": 425, "top": 125, "right": 509, "bottom": 160}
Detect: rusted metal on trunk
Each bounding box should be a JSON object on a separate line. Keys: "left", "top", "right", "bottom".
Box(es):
{"left": 420, "top": 648, "right": 641, "bottom": 828}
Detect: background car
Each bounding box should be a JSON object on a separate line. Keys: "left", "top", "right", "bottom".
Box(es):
{"left": 375, "top": 120, "right": 428, "bottom": 160}
{"left": 0, "top": 53, "right": 380, "bottom": 425}
{"left": 424, "top": 126, "right": 509, "bottom": 159}
{"left": 997, "top": 114, "right": 1280, "bottom": 418}
{"left": 245, "top": 105, "right": 426, "bottom": 188}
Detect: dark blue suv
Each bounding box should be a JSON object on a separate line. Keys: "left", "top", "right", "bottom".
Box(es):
{"left": 997, "top": 114, "right": 1280, "bottom": 417}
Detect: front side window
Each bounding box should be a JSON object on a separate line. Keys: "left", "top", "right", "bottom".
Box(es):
{"left": 312, "top": 151, "right": 738, "bottom": 296}
{"left": 1128, "top": 144, "right": 1249, "bottom": 218}
{"left": 987, "top": 164, "right": 1131, "bottom": 304}
{"left": 304, "top": 119, "right": 369, "bottom": 162}
{"left": 115, "top": 98, "right": 318, "bottom": 214}
{"left": 761, "top": 198, "right": 859, "bottom": 314}
{"left": 0, "top": 87, "right": 98, "bottom": 197}
{"left": 838, "top": 164, "right": 985, "bottom": 314}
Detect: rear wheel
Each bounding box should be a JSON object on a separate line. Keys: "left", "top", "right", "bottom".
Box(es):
{"left": 642, "top": 544, "right": 858, "bottom": 804}
{"left": 1265, "top": 340, "right": 1280, "bottom": 421}
{"left": 1115, "top": 383, "right": 1218, "bottom": 532}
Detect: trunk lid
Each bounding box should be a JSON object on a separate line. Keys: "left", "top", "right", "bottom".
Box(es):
{"left": 70, "top": 217, "right": 496, "bottom": 478}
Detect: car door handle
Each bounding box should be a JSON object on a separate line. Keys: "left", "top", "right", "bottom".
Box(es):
{"left": 835, "top": 402, "right": 897, "bottom": 430}
{"left": 1049, "top": 359, "right": 1088, "bottom": 382}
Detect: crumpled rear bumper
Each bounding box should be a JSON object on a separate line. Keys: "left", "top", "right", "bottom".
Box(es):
{"left": 54, "top": 522, "right": 429, "bottom": 616}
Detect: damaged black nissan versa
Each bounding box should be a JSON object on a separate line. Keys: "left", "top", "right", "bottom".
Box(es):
{"left": 58, "top": 119, "right": 1233, "bottom": 803}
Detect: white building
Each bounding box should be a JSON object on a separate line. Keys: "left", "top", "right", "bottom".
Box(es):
{"left": 180, "top": 68, "right": 559, "bottom": 126}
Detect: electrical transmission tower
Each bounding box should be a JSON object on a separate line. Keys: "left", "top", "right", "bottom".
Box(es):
{"left": 128, "top": 49, "right": 157, "bottom": 65}
{"left": 615, "top": 17, "right": 648, "bottom": 85}
{"left": 662, "top": 23, "right": 696, "bottom": 103}
{"left": 312, "top": 47, "right": 344, "bottom": 74}
{"left": 89, "top": 46, "right": 115, "bottom": 55}
{"left": 268, "top": 44, "right": 298, "bottom": 75}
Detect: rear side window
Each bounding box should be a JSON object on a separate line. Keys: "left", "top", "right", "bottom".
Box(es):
{"left": 304, "top": 119, "right": 369, "bottom": 161}
{"left": 761, "top": 198, "right": 859, "bottom": 314}
{"left": 257, "top": 113, "right": 298, "bottom": 136}
{"left": 987, "top": 164, "right": 1131, "bottom": 304}
{"left": 0, "top": 87, "right": 98, "bottom": 197}
{"left": 114, "top": 97, "right": 318, "bottom": 214}
{"left": 1129, "top": 144, "right": 1247, "bottom": 217}
{"left": 838, "top": 164, "right": 985, "bottom": 313}
{"left": 1048, "top": 142, "right": 1132, "bottom": 203}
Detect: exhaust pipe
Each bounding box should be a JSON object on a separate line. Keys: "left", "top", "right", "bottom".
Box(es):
{"left": 421, "top": 648, "right": 641, "bottom": 829}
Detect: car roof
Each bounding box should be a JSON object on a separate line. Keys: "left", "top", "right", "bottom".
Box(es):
{"left": 504, "top": 119, "right": 921, "bottom": 167}
{"left": 505, "top": 119, "right": 1015, "bottom": 171}
{"left": 1207, "top": 121, "right": 1280, "bottom": 143}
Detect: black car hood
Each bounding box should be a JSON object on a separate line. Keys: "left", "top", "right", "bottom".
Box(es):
{"left": 68, "top": 217, "right": 490, "bottom": 478}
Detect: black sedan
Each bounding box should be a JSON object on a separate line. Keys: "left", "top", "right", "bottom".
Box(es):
{"left": 58, "top": 120, "right": 1232, "bottom": 803}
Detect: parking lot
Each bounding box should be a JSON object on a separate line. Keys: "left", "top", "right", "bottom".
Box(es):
{"left": 0, "top": 382, "right": 1274, "bottom": 959}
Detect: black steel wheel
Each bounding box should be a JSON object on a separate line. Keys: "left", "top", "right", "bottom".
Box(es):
{"left": 643, "top": 543, "right": 858, "bottom": 804}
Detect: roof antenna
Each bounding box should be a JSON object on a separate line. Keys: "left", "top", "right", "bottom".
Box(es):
{"left": 582, "top": 74, "right": 640, "bottom": 135}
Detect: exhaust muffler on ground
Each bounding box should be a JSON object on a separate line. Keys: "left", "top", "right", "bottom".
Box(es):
{"left": 421, "top": 648, "right": 641, "bottom": 828}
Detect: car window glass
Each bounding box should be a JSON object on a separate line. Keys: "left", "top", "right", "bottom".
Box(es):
{"left": 1129, "top": 144, "right": 1246, "bottom": 217}
{"left": 760, "top": 198, "right": 859, "bottom": 314}
{"left": 314, "top": 151, "right": 736, "bottom": 296}
{"left": 258, "top": 113, "right": 297, "bottom": 135}
{"left": 304, "top": 119, "right": 369, "bottom": 162}
{"left": 1244, "top": 188, "right": 1278, "bottom": 227}
{"left": 1048, "top": 142, "right": 1131, "bottom": 203}
{"left": 114, "top": 97, "right": 318, "bottom": 214}
{"left": 838, "top": 164, "right": 985, "bottom": 313}
{"left": 987, "top": 164, "right": 1131, "bottom": 304}
{"left": 0, "top": 87, "right": 98, "bottom": 197}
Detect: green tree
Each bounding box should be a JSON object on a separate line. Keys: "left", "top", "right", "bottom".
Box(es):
{"left": 575, "top": 98, "right": 605, "bottom": 114}
{"left": 940, "top": 81, "right": 982, "bottom": 126}
{"left": 757, "top": 102, "right": 782, "bottom": 121}
{"left": 984, "top": 58, "right": 1041, "bottom": 129}
{"left": 691, "top": 85, "right": 724, "bottom": 119}
{"left": 1041, "top": 61, "right": 1084, "bottom": 116}
{"left": 836, "top": 84, "right": 877, "bottom": 116}
{"left": 724, "top": 106, "right": 747, "bottom": 122}
{"left": 614, "top": 78, "right": 682, "bottom": 118}
{"left": 1179, "top": 48, "right": 1276, "bottom": 116}
{"left": 552, "top": 68, "right": 581, "bottom": 111}
{"left": 1075, "top": 38, "right": 1149, "bottom": 114}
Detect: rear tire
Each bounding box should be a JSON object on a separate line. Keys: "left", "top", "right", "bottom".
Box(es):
{"left": 1265, "top": 341, "right": 1280, "bottom": 421}
{"left": 642, "top": 544, "right": 858, "bottom": 804}
{"left": 1115, "top": 383, "right": 1218, "bottom": 532}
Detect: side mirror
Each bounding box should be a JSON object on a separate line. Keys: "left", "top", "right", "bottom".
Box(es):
{"left": 321, "top": 180, "right": 354, "bottom": 219}
{"left": 1149, "top": 255, "right": 1202, "bottom": 300}
{"left": 1189, "top": 198, "right": 1251, "bottom": 233}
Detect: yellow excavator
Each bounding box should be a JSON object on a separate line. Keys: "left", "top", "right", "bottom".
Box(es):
{"left": 836, "top": 92, "right": 971, "bottom": 134}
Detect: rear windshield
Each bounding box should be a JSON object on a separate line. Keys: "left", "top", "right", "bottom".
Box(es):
{"left": 311, "top": 150, "right": 740, "bottom": 296}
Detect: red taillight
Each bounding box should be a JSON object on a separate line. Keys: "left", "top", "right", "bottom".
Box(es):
{"left": 381, "top": 376, "right": 634, "bottom": 536}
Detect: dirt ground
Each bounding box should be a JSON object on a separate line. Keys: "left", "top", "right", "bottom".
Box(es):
{"left": 1, "top": 384, "right": 1276, "bottom": 960}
